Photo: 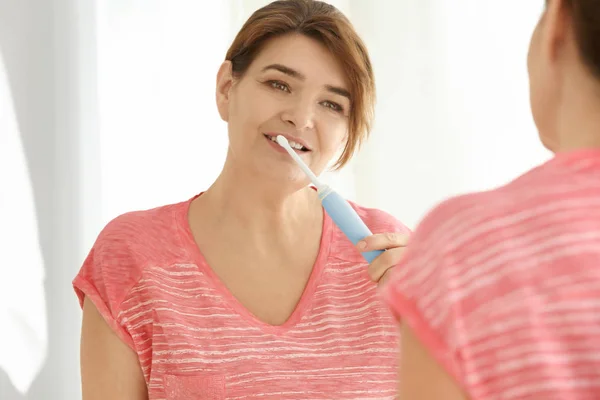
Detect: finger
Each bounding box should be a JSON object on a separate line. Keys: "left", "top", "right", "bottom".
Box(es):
{"left": 367, "top": 247, "right": 406, "bottom": 282}
{"left": 357, "top": 232, "right": 409, "bottom": 252}
{"left": 377, "top": 269, "right": 395, "bottom": 287}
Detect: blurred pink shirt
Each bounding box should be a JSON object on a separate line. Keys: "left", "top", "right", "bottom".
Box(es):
{"left": 384, "top": 149, "right": 600, "bottom": 399}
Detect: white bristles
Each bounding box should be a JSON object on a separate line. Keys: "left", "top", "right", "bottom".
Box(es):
{"left": 276, "top": 135, "right": 324, "bottom": 190}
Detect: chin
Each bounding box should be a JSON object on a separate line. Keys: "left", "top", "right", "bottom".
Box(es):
{"left": 254, "top": 160, "right": 306, "bottom": 184}
{"left": 532, "top": 106, "right": 559, "bottom": 153}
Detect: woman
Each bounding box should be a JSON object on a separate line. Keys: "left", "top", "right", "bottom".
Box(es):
{"left": 74, "top": 0, "right": 410, "bottom": 398}
{"left": 382, "top": 0, "right": 600, "bottom": 398}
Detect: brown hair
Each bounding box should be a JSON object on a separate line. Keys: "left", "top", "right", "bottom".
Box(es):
{"left": 225, "top": 0, "right": 375, "bottom": 169}
{"left": 565, "top": 0, "right": 600, "bottom": 78}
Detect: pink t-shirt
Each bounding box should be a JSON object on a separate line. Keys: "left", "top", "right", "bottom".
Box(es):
{"left": 73, "top": 193, "right": 410, "bottom": 399}
{"left": 383, "top": 149, "right": 600, "bottom": 399}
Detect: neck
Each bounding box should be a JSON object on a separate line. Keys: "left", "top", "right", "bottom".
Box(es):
{"left": 196, "top": 156, "right": 322, "bottom": 246}
{"left": 556, "top": 70, "right": 600, "bottom": 152}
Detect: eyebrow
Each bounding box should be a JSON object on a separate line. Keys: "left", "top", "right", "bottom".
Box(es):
{"left": 261, "top": 63, "right": 352, "bottom": 101}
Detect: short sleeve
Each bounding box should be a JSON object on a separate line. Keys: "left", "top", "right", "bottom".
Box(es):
{"left": 353, "top": 204, "right": 412, "bottom": 236}
{"left": 381, "top": 199, "right": 470, "bottom": 385}
{"left": 392, "top": 216, "right": 412, "bottom": 236}
{"left": 73, "top": 216, "right": 144, "bottom": 351}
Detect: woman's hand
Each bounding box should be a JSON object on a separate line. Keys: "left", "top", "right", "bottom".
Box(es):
{"left": 357, "top": 232, "right": 410, "bottom": 286}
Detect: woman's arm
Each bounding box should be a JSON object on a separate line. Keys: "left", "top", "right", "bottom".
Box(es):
{"left": 80, "top": 297, "right": 148, "bottom": 400}
{"left": 398, "top": 322, "right": 468, "bottom": 400}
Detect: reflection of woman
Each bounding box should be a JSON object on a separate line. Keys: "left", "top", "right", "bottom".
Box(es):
{"left": 384, "top": 0, "right": 600, "bottom": 399}
{"left": 74, "top": 1, "right": 410, "bottom": 398}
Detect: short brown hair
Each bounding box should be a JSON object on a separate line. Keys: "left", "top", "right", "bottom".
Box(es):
{"left": 225, "top": 0, "right": 375, "bottom": 169}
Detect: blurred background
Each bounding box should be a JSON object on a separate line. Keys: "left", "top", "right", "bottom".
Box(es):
{"left": 0, "top": 0, "right": 549, "bottom": 399}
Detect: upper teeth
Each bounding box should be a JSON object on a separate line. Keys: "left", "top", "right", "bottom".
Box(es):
{"left": 268, "top": 135, "right": 304, "bottom": 150}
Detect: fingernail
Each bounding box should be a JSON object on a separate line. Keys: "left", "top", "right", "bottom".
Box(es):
{"left": 357, "top": 241, "right": 367, "bottom": 250}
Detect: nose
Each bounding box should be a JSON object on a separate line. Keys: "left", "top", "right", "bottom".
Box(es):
{"left": 281, "top": 100, "right": 315, "bottom": 131}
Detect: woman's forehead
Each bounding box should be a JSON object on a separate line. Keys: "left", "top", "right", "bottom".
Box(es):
{"left": 251, "top": 34, "right": 350, "bottom": 90}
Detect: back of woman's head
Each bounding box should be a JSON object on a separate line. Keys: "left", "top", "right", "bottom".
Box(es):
{"left": 225, "top": 0, "right": 375, "bottom": 169}
{"left": 566, "top": 0, "right": 600, "bottom": 79}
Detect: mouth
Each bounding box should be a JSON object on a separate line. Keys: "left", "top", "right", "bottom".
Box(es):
{"left": 264, "top": 134, "right": 311, "bottom": 152}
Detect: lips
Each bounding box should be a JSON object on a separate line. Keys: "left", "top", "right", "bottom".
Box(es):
{"left": 264, "top": 133, "right": 311, "bottom": 151}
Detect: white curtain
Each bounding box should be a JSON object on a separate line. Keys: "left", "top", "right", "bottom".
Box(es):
{"left": 0, "top": 49, "right": 47, "bottom": 395}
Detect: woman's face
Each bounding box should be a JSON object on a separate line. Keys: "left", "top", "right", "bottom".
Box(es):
{"left": 216, "top": 33, "right": 351, "bottom": 184}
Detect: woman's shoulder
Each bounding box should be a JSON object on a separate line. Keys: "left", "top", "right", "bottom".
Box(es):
{"left": 73, "top": 198, "right": 193, "bottom": 314}
{"left": 98, "top": 199, "right": 188, "bottom": 243}
{"left": 90, "top": 198, "right": 192, "bottom": 266}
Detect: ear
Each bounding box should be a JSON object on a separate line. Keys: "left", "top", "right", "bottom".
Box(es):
{"left": 539, "top": 0, "right": 572, "bottom": 64}
{"left": 216, "top": 61, "right": 234, "bottom": 122}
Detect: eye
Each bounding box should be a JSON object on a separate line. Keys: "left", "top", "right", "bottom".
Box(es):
{"left": 267, "top": 80, "right": 291, "bottom": 93}
{"left": 321, "top": 100, "right": 344, "bottom": 113}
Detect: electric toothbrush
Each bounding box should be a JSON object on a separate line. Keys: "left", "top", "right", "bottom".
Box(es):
{"left": 276, "top": 135, "right": 384, "bottom": 263}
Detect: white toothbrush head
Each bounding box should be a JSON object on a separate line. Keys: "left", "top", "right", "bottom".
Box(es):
{"left": 276, "top": 135, "right": 324, "bottom": 190}
{"left": 276, "top": 135, "right": 288, "bottom": 148}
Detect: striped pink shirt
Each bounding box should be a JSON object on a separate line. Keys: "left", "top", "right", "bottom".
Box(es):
{"left": 383, "top": 149, "right": 600, "bottom": 399}
{"left": 73, "top": 193, "right": 410, "bottom": 399}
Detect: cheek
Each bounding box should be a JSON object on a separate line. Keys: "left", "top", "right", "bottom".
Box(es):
{"left": 311, "top": 124, "right": 347, "bottom": 172}
{"left": 528, "top": 63, "right": 561, "bottom": 151}
{"left": 526, "top": 22, "right": 558, "bottom": 136}
{"left": 529, "top": 69, "right": 548, "bottom": 125}
{"left": 318, "top": 126, "right": 346, "bottom": 158}
{"left": 229, "top": 88, "right": 274, "bottom": 136}
{"left": 527, "top": 33, "right": 545, "bottom": 126}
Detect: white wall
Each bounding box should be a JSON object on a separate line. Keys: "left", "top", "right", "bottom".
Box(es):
{"left": 96, "top": 0, "right": 231, "bottom": 222}
{"left": 349, "top": 0, "right": 549, "bottom": 227}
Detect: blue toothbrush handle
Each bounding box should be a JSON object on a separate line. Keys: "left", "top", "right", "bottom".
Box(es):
{"left": 319, "top": 188, "right": 384, "bottom": 263}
